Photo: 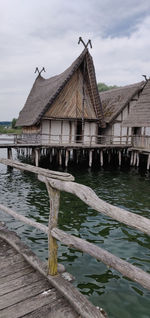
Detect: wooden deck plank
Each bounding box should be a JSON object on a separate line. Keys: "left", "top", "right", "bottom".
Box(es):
{"left": 0, "top": 279, "right": 54, "bottom": 309}
{"left": 0, "top": 271, "right": 44, "bottom": 296}
{"left": 0, "top": 260, "right": 30, "bottom": 278}
{"left": 0, "top": 247, "right": 17, "bottom": 257}
{"left": 0, "top": 253, "right": 23, "bottom": 269}
{"left": 0, "top": 266, "right": 34, "bottom": 285}
{"left": 22, "top": 299, "right": 80, "bottom": 318}
{"left": 0, "top": 288, "right": 65, "bottom": 318}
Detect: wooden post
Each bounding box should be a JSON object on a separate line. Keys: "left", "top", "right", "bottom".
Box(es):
{"left": 147, "top": 154, "right": 150, "bottom": 170}
{"left": 136, "top": 152, "right": 139, "bottom": 167}
{"left": 130, "top": 151, "right": 133, "bottom": 166}
{"left": 50, "top": 149, "right": 52, "bottom": 163}
{"left": 7, "top": 147, "right": 12, "bottom": 160}
{"left": 108, "top": 151, "right": 111, "bottom": 164}
{"left": 76, "top": 150, "right": 79, "bottom": 164}
{"left": 59, "top": 150, "right": 62, "bottom": 166}
{"left": 35, "top": 149, "right": 40, "bottom": 167}
{"left": 32, "top": 148, "right": 35, "bottom": 163}
{"left": 89, "top": 150, "right": 92, "bottom": 167}
{"left": 46, "top": 181, "right": 60, "bottom": 276}
{"left": 100, "top": 150, "right": 103, "bottom": 166}
{"left": 118, "top": 151, "right": 121, "bottom": 166}
{"left": 133, "top": 151, "right": 137, "bottom": 166}
{"left": 65, "top": 149, "right": 69, "bottom": 167}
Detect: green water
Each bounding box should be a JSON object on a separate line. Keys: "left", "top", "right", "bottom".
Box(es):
{"left": 0, "top": 147, "right": 150, "bottom": 318}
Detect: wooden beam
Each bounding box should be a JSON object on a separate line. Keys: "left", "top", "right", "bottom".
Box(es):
{"left": 0, "top": 158, "right": 74, "bottom": 181}
{"left": 52, "top": 227, "right": 150, "bottom": 291}
{"left": 0, "top": 204, "right": 48, "bottom": 234}
{"left": 38, "top": 176, "right": 150, "bottom": 236}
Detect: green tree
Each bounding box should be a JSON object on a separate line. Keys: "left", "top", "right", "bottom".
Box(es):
{"left": 97, "top": 82, "right": 119, "bottom": 92}
{"left": 11, "top": 118, "right": 17, "bottom": 129}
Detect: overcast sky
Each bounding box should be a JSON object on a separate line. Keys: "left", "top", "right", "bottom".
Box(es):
{"left": 0, "top": 0, "right": 150, "bottom": 121}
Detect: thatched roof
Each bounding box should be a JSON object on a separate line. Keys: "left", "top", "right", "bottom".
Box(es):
{"left": 123, "top": 80, "right": 150, "bottom": 127}
{"left": 16, "top": 48, "right": 105, "bottom": 127}
{"left": 100, "top": 81, "right": 145, "bottom": 124}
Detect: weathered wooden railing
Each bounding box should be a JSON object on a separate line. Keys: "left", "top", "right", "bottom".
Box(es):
{"left": 2, "top": 133, "right": 150, "bottom": 150}
{"left": 1, "top": 159, "right": 150, "bottom": 316}
{"left": 132, "top": 135, "right": 150, "bottom": 149}
{"left": 16, "top": 133, "right": 132, "bottom": 146}
{"left": 0, "top": 133, "right": 18, "bottom": 143}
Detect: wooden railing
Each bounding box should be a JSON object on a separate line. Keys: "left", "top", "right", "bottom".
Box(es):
{"left": 0, "top": 158, "right": 150, "bottom": 294}
{"left": 132, "top": 135, "right": 150, "bottom": 149}
{"left": 0, "top": 133, "right": 18, "bottom": 144}
{"left": 15, "top": 133, "right": 132, "bottom": 146}
{"left": 1, "top": 133, "right": 150, "bottom": 150}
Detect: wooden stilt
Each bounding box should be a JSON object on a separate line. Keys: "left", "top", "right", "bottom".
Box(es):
{"left": 7, "top": 148, "right": 12, "bottom": 160}
{"left": 133, "top": 151, "right": 137, "bottom": 166}
{"left": 32, "top": 148, "right": 35, "bottom": 163}
{"left": 65, "top": 150, "right": 69, "bottom": 167}
{"left": 130, "top": 151, "right": 133, "bottom": 166}
{"left": 147, "top": 154, "right": 150, "bottom": 170}
{"left": 59, "top": 150, "right": 62, "bottom": 166}
{"left": 50, "top": 149, "right": 52, "bottom": 163}
{"left": 35, "top": 149, "right": 40, "bottom": 167}
{"left": 76, "top": 151, "right": 79, "bottom": 164}
{"left": 108, "top": 151, "right": 111, "bottom": 164}
{"left": 89, "top": 150, "right": 92, "bottom": 167}
{"left": 136, "top": 152, "right": 139, "bottom": 167}
{"left": 118, "top": 151, "right": 121, "bottom": 166}
{"left": 100, "top": 150, "right": 103, "bottom": 166}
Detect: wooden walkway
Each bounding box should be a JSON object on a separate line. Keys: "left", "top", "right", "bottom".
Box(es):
{"left": 0, "top": 222, "right": 105, "bottom": 318}
{"left": 0, "top": 237, "right": 79, "bottom": 318}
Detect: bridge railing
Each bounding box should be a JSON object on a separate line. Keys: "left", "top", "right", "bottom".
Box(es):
{"left": 0, "top": 158, "right": 150, "bottom": 297}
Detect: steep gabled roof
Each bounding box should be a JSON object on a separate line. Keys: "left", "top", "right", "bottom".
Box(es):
{"left": 16, "top": 48, "right": 105, "bottom": 127}
{"left": 100, "top": 81, "right": 145, "bottom": 124}
{"left": 123, "top": 80, "right": 150, "bottom": 127}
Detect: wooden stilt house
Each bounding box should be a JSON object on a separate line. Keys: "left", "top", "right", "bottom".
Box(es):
{"left": 123, "top": 79, "right": 150, "bottom": 148}
{"left": 100, "top": 81, "right": 145, "bottom": 144}
{"left": 16, "top": 48, "right": 105, "bottom": 145}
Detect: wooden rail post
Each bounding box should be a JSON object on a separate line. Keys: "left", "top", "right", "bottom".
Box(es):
{"left": 46, "top": 180, "right": 60, "bottom": 276}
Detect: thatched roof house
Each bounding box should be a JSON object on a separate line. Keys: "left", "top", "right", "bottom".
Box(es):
{"left": 99, "top": 81, "right": 145, "bottom": 144}
{"left": 100, "top": 81, "right": 145, "bottom": 124}
{"left": 16, "top": 48, "right": 106, "bottom": 146}
{"left": 123, "top": 80, "right": 150, "bottom": 127}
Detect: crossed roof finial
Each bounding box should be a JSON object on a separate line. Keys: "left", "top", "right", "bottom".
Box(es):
{"left": 35, "top": 67, "right": 46, "bottom": 76}
{"left": 78, "top": 37, "right": 92, "bottom": 49}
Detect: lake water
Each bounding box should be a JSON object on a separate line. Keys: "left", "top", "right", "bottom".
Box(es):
{"left": 0, "top": 144, "right": 150, "bottom": 318}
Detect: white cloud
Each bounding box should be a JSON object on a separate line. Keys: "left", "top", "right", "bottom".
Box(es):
{"left": 0, "top": 0, "right": 150, "bottom": 120}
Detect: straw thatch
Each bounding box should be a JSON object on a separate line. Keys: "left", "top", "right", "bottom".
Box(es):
{"left": 100, "top": 82, "right": 145, "bottom": 124}
{"left": 123, "top": 80, "right": 150, "bottom": 127}
{"left": 16, "top": 48, "right": 105, "bottom": 128}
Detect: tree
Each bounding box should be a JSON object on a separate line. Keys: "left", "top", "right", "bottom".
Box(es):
{"left": 11, "top": 118, "right": 17, "bottom": 129}
{"left": 97, "top": 82, "right": 119, "bottom": 92}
